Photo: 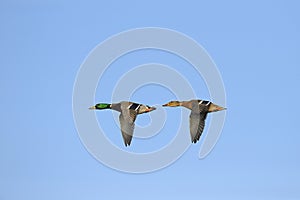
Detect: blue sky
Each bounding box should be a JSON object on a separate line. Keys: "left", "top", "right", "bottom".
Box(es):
{"left": 1, "top": 0, "right": 300, "bottom": 199}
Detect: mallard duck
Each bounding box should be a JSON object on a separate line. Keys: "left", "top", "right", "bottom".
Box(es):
{"left": 89, "top": 101, "right": 156, "bottom": 146}
{"left": 162, "top": 100, "right": 226, "bottom": 143}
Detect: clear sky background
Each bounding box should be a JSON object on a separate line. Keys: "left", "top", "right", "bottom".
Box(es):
{"left": 1, "top": 0, "right": 300, "bottom": 199}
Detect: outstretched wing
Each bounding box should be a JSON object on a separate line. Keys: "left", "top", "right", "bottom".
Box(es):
{"left": 119, "top": 109, "right": 137, "bottom": 146}
{"left": 189, "top": 111, "right": 208, "bottom": 143}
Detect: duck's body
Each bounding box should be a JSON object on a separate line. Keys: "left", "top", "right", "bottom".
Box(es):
{"left": 89, "top": 101, "right": 156, "bottom": 146}
{"left": 163, "top": 100, "right": 226, "bottom": 143}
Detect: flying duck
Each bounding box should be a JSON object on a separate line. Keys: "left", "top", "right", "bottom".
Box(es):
{"left": 162, "top": 100, "right": 226, "bottom": 143}
{"left": 89, "top": 101, "right": 156, "bottom": 146}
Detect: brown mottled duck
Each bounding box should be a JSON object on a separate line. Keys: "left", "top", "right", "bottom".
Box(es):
{"left": 162, "top": 100, "right": 226, "bottom": 143}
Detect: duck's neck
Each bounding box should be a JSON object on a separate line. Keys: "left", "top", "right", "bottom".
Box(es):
{"left": 180, "top": 101, "right": 192, "bottom": 109}
{"left": 178, "top": 101, "right": 184, "bottom": 106}
{"left": 95, "top": 103, "right": 111, "bottom": 110}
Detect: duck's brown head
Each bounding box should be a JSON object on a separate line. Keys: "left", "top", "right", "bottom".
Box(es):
{"left": 162, "top": 101, "right": 181, "bottom": 107}
{"left": 208, "top": 103, "right": 226, "bottom": 113}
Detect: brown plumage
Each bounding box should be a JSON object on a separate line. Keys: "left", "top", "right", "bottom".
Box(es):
{"left": 162, "top": 100, "right": 226, "bottom": 143}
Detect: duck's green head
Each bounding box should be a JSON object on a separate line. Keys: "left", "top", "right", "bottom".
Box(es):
{"left": 89, "top": 103, "right": 111, "bottom": 110}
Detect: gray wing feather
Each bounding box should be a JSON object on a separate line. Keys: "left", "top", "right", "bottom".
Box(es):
{"left": 119, "top": 109, "right": 137, "bottom": 146}
{"left": 189, "top": 111, "right": 207, "bottom": 143}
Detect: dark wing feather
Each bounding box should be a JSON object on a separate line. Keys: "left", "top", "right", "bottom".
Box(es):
{"left": 189, "top": 110, "right": 208, "bottom": 143}
{"left": 119, "top": 109, "right": 137, "bottom": 146}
